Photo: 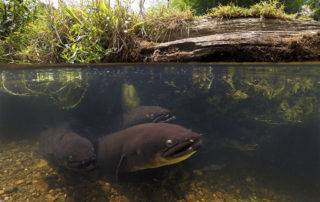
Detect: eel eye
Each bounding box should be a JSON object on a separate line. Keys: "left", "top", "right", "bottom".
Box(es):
{"left": 165, "top": 139, "right": 174, "bottom": 148}
{"left": 145, "top": 114, "right": 150, "bottom": 118}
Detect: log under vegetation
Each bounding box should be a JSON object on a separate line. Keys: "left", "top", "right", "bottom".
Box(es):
{"left": 140, "top": 18, "right": 320, "bottom": 62}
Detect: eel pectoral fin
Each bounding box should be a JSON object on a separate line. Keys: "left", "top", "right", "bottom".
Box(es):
{"left": 116, "top": 153, "right": 126, "bottom": 182}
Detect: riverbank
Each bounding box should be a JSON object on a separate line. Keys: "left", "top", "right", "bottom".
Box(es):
{"left": 1, "top": 1, "right": 320, "bottom": 64}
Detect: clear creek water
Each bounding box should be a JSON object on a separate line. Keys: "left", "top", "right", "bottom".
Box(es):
{"left": 0, "top": 64, "right": 319, "bottom": 202}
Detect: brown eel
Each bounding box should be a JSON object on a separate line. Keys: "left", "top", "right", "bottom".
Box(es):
{"left": 39, "top": 123, "right": 96, "bottom": 171}
{"left": 96, "top": 123, "right": 202, "bottom": 178}
{"left": 115, "top": 106, "right": 176, "bottom": 130}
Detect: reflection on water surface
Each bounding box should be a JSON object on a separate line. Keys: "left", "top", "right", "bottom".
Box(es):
{"left": 0, "top": 64, "right": 319, "bottom": 202}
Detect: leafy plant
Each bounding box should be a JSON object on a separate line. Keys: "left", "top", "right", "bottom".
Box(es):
{"left": 139, "top": 4, "right": 194, "bottom": 42}
{"left": 207, "top": 0, "right": 295, "bottom": 19}
{"left": 0, "top": 0, "right": 37, "bottom": 38}
{"left": 308, "top": 0, "right": 320, "bottom": 20}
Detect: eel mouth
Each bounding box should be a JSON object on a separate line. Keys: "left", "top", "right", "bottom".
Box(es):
{"left": 67, "top": 156, "right": 97, "bottom": 171}
{"left": 152, "top": 113, "right": 176, "bottom": 123}
{"left": 162, "top": 136, "right": 202, "bottom": 159}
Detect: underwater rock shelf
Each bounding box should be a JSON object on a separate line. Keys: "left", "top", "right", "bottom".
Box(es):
{"left": 140, "top": 18, "right": 320, "bottom": 62}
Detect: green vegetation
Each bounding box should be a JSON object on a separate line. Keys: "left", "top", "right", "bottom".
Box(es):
{"left": 171, "top": 0, "right": 306, "bottom": 15}
{"left": 308, "top": 0, "right": 320, "bottom": 20}
{"left": 207, "top": 1, "right": 295, "bottom": 19}
{"left": 0, "top": 0, "right": 142, "bottom": 63}
{"left": 0, "top": 0, "right": 37, "bottom": 38}
{"left": 0, "top": 0, "right": 317, "bottom": 64}
{"left": 155, "top": 66, "right": 320, "bottom": 124}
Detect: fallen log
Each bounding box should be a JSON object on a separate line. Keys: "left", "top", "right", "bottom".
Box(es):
{"left": 140, "top": 18, "right": 320, "bottom": 62}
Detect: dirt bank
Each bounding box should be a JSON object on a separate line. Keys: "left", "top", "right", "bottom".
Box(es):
{"left": 139, "top": 18, "right": 320, "bottom": 62}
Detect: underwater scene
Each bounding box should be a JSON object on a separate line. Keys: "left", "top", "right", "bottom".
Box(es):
{"left": 0, "top": 64, "right": 319, "bottom": 202}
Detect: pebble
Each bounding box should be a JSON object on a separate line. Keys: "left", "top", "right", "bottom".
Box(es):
{"left": 15, "top": 179, "right": 24, "bottom": 185}
{"left": 36, "top": 159, "right": 48, "bottom": 168}
{"left": 185, "top": 193, "right": 195, "bottom": 202}
{"left": 212, "top": 191, "right": 223, "bottom": 199}
{"left": 0, "top": 140, "right": 298, "bottom": 202}
{"left": 33, "top": 180, "right": 49, "bottom": 192}
{"left": 101, "top": 182, "right": 111, "bottom": 193}
{"left": 46, "top": 194, "right": 56, "bottom": 202}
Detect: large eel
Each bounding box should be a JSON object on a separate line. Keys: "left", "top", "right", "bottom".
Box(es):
{"left": 115, "top": 106, "right": 176, "bottom": 130}
{"left": 39, "top": 123, "right": 97, "bottom": 171}
{"left": 96, "top": 123, "right": 202, "bottom": 177}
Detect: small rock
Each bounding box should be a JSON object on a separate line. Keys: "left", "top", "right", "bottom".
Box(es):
{"left": 110, "top": 188, "right": 118, "bottom": 195}
{"left": 185, "top": 193, "right": 195, "bottom": 202}
{"left": 36, "top": 159, "right": 48, "bottom": 168}
{"left": 101, "top": 182, "right": 111, "bottom": 193}
{"left": 33, "top": 180, "right": 49, "bottom": 192}
{"left": 197, "top": 190, "right": 204, "bottom": 196}
{"left": 212, "top": 191, "right": 224, "bottom": 202}
{"left": 15, "top": 179, "right": 24, "bottom": 185}
{"left": 0, "top": 190, "right": 4, "bottom": 195}
{"left": 46, "top": 194, "right": 56, "bottom": 202}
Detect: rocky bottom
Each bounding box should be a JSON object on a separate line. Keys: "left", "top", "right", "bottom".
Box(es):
{"left": 0, "top": 139, "right": 315, "bottom": 202}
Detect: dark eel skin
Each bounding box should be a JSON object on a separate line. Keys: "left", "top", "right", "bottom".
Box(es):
{"left": 39, "top": 123, "right": 97, "bottom": 171}
{"left": 115, "top": 106, "right": 176, "bottom": 131}
{"left": 96, "top": 123, "right": 202, "bottom": 178}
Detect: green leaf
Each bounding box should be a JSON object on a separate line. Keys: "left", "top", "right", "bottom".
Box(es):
{"left": 61, "top": 3, "right": 82, "bottom": 25}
